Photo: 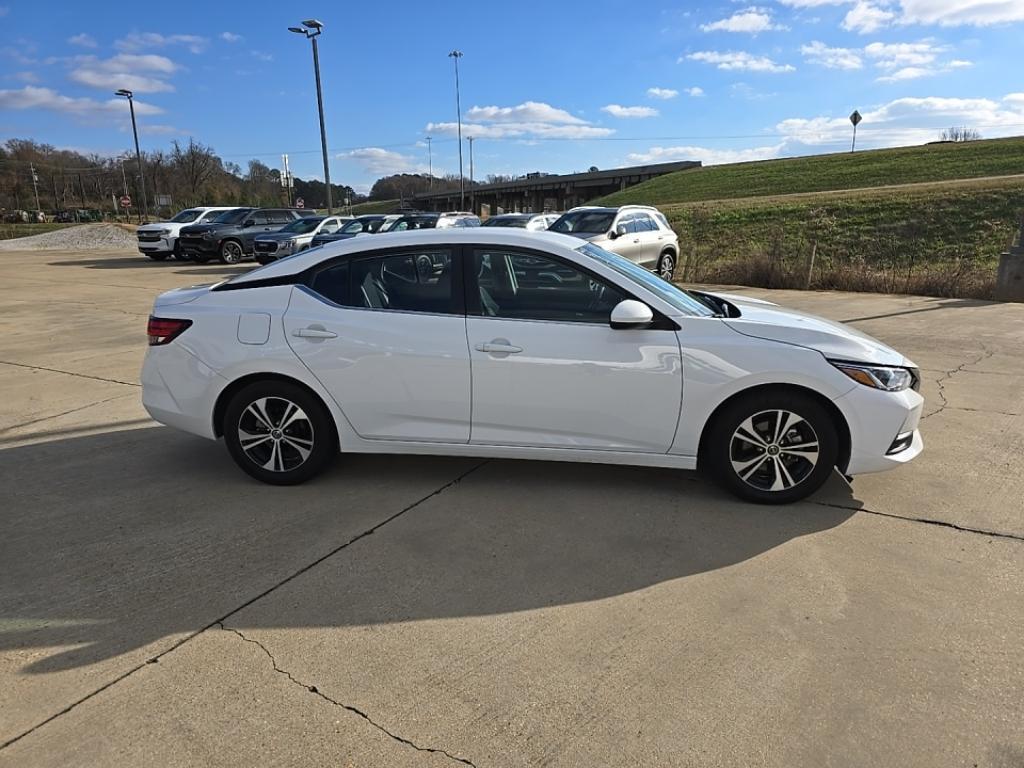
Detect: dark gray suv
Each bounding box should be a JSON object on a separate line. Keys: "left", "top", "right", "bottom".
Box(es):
{"left": 179, "top": 208, "right": 315, "bottom": 264}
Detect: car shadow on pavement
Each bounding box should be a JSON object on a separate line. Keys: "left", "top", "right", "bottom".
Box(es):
{"left": 1, "top": 425, "right": 858, "bottom": 675}
{"left": 46, "top": 255, "right": 250, "bottom": 277}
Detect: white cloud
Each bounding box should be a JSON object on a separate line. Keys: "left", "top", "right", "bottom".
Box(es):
{"left": 602, "top": 104, "right": 659, "bottom": 118}
{"left": 251, "top": 50, "right": 274, "bottom": 62}
{"left": 465, "top": 101, "right": 585, "bottom": 125}
{"left": 701, "top": 6, "right": 788, "bottom": 33}
{"left": 0, "top": 85, "right": 164, "bottom": 117}
{"left": 627, "top": 143, "right": 786, "bottom": 165}
{"left": 220, "top": 32, "right": 243, "bottom": 42}
{"left": 68, "top": 33, "right": 97, "bottom": 48}
{"left": 686, "top": 86, "right": 706, "bottom": 97}
{"left": 842, "top": 1, "right": 897, "bottom": 33}
{"left": 801, "top": 41, "right": 863, "bottom": 69}
{"left": 115, "top": 32, "right": 208, "bottom": 54}
{"left": 11, "top": 71, "right": 39, "bottom": 83}
{"left": 339, "top": 147, "right": 427, "bottom": 176}
{"left": 863, "top": 40, "right": 969, "bottom": 82}
{"left": 686, "top": 50, "right": 795, "bottom": 73}
{"left": 776, "top": 0, "right": 848, "bottom": 6}
{"left": 899, "top": 0, "right": 1024, "bottom": 26}
{"left": 428, "top": 100, "right": 614, "bottom": 140}
{"left": 647, "top": 87, "right": 679, "bottom": 100}
{"left": 69, "top": 54, "right": 178, "bottom": 93}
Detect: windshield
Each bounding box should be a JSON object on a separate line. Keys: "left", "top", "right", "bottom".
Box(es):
{"left": 483, "top": 216, "right": 529, "bottom": 228}
{"left": 550, "top": 210, "right": 615, "bottom": 235}
{"left": 339, "top": 218, "right": 370, "bottom": 234}
{"left": 211, "top": 208, "right": 251, "bottom": 225}
{"left": 170, "top": 209, "right": 202, "bottom": 223}
{"left": 279, "top": 217, "right": 324, "bottom": 234}
{"left": 578, "top": 243, "right": 715, "bottom": 317}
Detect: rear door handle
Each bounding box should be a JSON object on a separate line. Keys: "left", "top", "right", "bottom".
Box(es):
{"left": 475, "top": 340, "right": 523, "bottom": 354}
{"left": 293, "top": 326, "right": 337, "bottom": 339}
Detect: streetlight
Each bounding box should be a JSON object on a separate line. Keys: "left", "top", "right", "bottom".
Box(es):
{"left": 448, "top": 50, "right": 465, "bottom": 210}
{"left": 289, "top": 19, "right": 333, "bottom": 214}
{"left": 114, "top": 88, "right": 149, "bottom": 222}
{"left": 425, "top": 136, "right": 432, "bottom": 191}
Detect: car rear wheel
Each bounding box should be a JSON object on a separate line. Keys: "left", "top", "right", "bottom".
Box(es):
{"left": 705, "top": 390, "right": 838, "bottom": 504}
{"left": 657, "top": 251, "right": 676, "bottom": 281}
{"left": 223, "top": 381, "right": 337, "bottom": 485}
{"left": 220, "top": 240, "right": 245, "bottom": 264}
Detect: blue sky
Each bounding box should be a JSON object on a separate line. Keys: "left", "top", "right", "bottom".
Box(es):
{"left": 2, "top": 0, "right": 1023, "bottom": 193}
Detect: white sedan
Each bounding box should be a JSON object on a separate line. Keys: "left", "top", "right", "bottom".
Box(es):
{"left": 142, "top": 229, "right": 923, "bottom": 503}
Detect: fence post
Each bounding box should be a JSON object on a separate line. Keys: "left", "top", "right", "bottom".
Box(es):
{"left": 995, "top": 214, "right": 1024, "bottom": 302}
{"left": 805, "top": 239, "right": 817, "bottom": 289}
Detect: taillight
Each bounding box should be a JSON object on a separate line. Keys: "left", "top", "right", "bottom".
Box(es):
{"left": 147, "top": 316, "right": 192, "bottom": 346}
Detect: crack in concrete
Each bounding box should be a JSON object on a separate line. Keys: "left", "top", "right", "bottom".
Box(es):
{"left": 0, "top": 460, "right": 489, "bottom": 752}
{"left": 0, "top": 359, "right": 140, "bottom": 388}
{"left": 920, "top": 345, "right": 994, "bottom": 420}
{"left": 0, "top": 393, "right": 138, "bottom": 435}
{"left": 220, "top": 624, "right": 477, "bottom": 767}
{"left": 814, "top": 501, "right": 1024, "bottom": 542}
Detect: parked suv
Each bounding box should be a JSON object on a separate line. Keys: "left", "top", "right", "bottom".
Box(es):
{"left": 136, "top": 206, "right": 236, "bottom": 261}
{"left": 253, "top": 215, "right": 352, "bottom": 264}
{"left": 549, "top": 205, "right": 679, "bottom": 279}
{"left": 179, "top": 208, "right": 313, "bottom": 264}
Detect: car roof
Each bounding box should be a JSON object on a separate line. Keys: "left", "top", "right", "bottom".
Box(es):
{"left": 231, "top": 228, "right": 586, "bottom": 285}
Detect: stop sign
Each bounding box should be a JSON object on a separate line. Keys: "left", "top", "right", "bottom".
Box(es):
{"left": 119, "top": 195, "right": 132, "bottom": 208}
{"left": 295, "top": 197, "right": 304, "bottom": 209}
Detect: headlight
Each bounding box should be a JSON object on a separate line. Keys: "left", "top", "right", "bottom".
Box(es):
{"left": 279, "top": 240, "right": 292, "bottom": 251}
{"left": 831, "top": 361, "right": 914, "bottom": 392}
{"left": 156, "top": 229, "right": 172, "bottom": 236}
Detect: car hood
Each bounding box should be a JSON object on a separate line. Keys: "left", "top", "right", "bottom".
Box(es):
{"left": 713, "top": 293, "right": 911, "bottom": 367}
{"left": 181, "top": 223, "right": 238, "bottom": 235}
{"left": 255, "top": 232, "right": 297, "bottom": 242}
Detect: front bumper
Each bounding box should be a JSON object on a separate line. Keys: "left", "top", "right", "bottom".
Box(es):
{"left": 834, "top": 385, "right": 925, "bottom": 475}
{"left": 138, "top": 235, "right": 174, "bottom": 254}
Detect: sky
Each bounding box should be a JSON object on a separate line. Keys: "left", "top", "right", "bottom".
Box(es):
{"left": 2, "top": 0, "right": 1023, "bottom": 194}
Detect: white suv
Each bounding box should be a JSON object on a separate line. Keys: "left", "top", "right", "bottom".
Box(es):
{"left": 137, "top": 207, "right": 237, "bottom": 261}
{"left": 549, "top": 205, "right": 679, "bottom": 279}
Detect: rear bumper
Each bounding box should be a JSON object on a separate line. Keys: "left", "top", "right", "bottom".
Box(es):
{"left": 141, "top": 343, "right": 223, "bottom": 440}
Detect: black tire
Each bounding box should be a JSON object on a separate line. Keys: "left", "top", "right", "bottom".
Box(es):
{"left": 223, "top": 380, "right": 337, "bottom": 485}
{"left": 657, "top": 251, "right": 676, "bottom": 281}
{"left": 147, "top": 252, "right": 169, "bottom": 261}
{"left": 704, "top": 390, "right": 838, "bottom": 504}
{"left": 171, "top": 242, "right": 184, "bottom": 260}
{"left": 192, "top": 252, "right": 210, "bottom": 264}
{"left": 219, "top": 239, "right": 245, "bottom": 265}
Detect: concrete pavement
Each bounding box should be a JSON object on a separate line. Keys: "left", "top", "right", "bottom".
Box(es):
{"left": 1, "top": 247, "right": 1021, "bottom": 766}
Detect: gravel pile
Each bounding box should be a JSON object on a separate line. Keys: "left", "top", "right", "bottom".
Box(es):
{"left": 0, "top": 223, "right": 138, "bottom": 251}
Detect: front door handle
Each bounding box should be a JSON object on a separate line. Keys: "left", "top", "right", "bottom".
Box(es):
{"left": 293, "top": 326, "right": 337, "bottom": 339}
{"left": 632, "top": 238, "right": 641, "bottom": 243}
{"left": 475, "top": 339, "right": 523, "bottom": 355}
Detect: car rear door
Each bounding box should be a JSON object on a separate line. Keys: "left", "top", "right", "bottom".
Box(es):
{"left": 465, "top": 246, "right": 681, "bottom": 452}
{"left": 283, "top": 246, "right": 471, "bottom": 443}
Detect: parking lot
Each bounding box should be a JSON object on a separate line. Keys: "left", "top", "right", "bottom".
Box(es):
{"left": 1, "top": 244, "right": 1022, "bottom": 767}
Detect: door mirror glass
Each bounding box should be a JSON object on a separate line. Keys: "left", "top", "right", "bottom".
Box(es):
{"left": 242, "top": 219, "right": 254, "bottom": 227}
{"left": 610, "top": 299, "right": 654, "bottom": 330}
{"left": 611, "top": 223, "right": 628, "bottom": 238}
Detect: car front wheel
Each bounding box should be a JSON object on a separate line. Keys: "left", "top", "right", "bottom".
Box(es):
{"left": 223, "top": 381, "right": 337, "bottom": 485}
{"left": 220, "top": 240, "right": 245, "bottom": 264}
{"left": 705, "top": 390, "right": 838, "bottom": 504}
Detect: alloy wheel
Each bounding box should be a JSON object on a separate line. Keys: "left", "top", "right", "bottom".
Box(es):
{"left": 222, "top": 241, "right": 243, "bottom": 264}
{"left": 236, "top": 397, "right": 315, "bottom": 472}
{"left": 729, "top": 409, "right": 820, "bottom": 492}
{"left": 659, "top": 254, "right": 675, "bottom": 280}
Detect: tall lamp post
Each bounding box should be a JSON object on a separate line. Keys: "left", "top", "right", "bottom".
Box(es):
{"left": 448, "top": 50, "right": 465, "bottom": 210}
{"left": 115, "top": 88, "right": 149, "bottom": 222}
{"left": 289, "top": 19, "right": 333, "bottom": 214}
{"left": 425, "top": 136, "right": 433, "bottom": 191}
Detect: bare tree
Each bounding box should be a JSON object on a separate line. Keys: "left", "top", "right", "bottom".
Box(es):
{"left": 940, "top": 126, "right": 982, "bottom": 142}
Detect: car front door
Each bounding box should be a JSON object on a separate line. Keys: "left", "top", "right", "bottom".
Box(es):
{"left": 609, "top": 213, "right": 645, "bottom": 265}
{"left": 466, "top": 246, "right": 682, "bottom": 452}
{"left": 283, "top": 246, "right": 471, "bottom": 443}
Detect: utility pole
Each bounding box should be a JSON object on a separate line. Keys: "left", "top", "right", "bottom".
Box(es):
{"left": 29, "top": 163, "right": 40, "bottom": 211}
{"left": 78, "top": 173, "right": 88, "bottom": 211}
{"left": 289, "top": 20, "right": 333, "bottom": 213}
{"left": 448, "top": 50, "right": 465, "bottom": 210}
{"left": 467, "top": 136, "right": 474, "bottom": 213}
{"left": 426, "top": 136, "right": 433, "bottom": 190}
{"left": 115, "top": 89, "right": 149, "bottom": 222}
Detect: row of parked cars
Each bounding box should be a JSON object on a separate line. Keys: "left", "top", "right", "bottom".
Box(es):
{"left": 137, "top": 204, "right": 681, "bottom": 278}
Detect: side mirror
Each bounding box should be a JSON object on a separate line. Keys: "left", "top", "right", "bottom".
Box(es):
{"left": 242, "top": 219, "right": 255, "bottom": 227}
{"left": 610, "top": 299, "right": 654, "bottom": 330}
{"left": 610, "top": 223, "right": 628, "bottom": 239}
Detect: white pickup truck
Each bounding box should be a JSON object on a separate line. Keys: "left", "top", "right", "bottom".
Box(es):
{"left": 136, "top": 207, "right": 237, "bottom": 260}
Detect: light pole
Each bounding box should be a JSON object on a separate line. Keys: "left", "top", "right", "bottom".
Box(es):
{"left": 289, "top": 20, "right": 333, "bottom": 214}
{"left": 426, "top": 136, "right": 433, "bottom": 190}
{"left": 448, "top": 50, "right": 465, "bottom": 210}
{"left": 115, "top": 88, "right": 149, "bottom": 222}
{"left": 467, "top": 136, "right": 474, "bottom": 213}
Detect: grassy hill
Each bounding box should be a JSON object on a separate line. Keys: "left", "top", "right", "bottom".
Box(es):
{"left": 350, "top": 199, "right": 400, "bottom": 215}
{"left": 597, "top": 136, "right": 1024, "bottom": 206}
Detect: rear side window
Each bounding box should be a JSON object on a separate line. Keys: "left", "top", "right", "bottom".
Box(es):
{"left": 351, "top": 250, "right": 457, "bottom": 314}
{"left": 268, "top": 210, "right": 293, "bottom": 224}
{"left": 310, "top": 262, "right": 350, "bottom": 305}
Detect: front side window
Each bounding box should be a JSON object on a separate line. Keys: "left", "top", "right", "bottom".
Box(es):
{"left": 279, "top": 217, "right": 323, "bottom": 234}
{"left": 351, "top": 250, "right": 455, "bottom": 313}
{"left": 212, "top": 208, "right": 251, "bottom": 225}
{"left": 472, "top": 249, "right": 624, "bottom": 324}
{"left": 319, "top": 219, "right": 341, "bottom": 234}
{"left": 633, "top": 214, "right": 657, "bottom": 232}
{"left": 170, "top": 209, "right": 202, "bottom": 223}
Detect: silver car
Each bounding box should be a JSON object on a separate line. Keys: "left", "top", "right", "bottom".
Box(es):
{"left": 253, "top": 215, "right": 352, "bottom": 264}
{"left": 549, "top": 205, "right": 680, "bottom": 279}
